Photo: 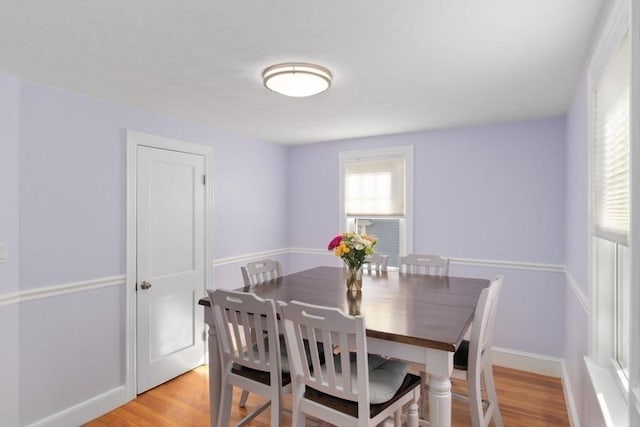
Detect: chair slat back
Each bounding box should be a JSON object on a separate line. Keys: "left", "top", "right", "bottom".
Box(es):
{"left": 469, "top": 275, "right": 503, "bottom": 375}
{"left": 282, "top": 301, "right": 368, "bottom": 405}
{"left": 365, "top": 252, "right": 388, "bottom": 272}
{"left": 399, "top": 253, "right": 449, "bottom": 276}
{"left": 208, "top": 289, "right": 281, "bottom": 373}
{"left": 242, "top": 259, "right": 282, "bottom": 286}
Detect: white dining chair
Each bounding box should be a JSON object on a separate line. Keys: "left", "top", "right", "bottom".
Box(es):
{"left": 398, "top": 253, "right": 449, "bottom": 277}
{"left": 241, "top": 259, "right": 282, "bottom": 286}
{"left": 238, "top": 259, "right": 283, "bottom": 407}
{"left": 207, "top": 289, "right": 290, "bottom": 427}
{"left": 365, "top": 252, "right": 388, "bottom": 272}
{"left": 450, "top": 275, "right": 505, "bottom": 427}
{"left": 282, "top": 300, "right": 421, "bottom": 427}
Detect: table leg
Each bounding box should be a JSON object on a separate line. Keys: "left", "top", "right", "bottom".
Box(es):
{"left": 205, "top": 310, "right": 221, "bottom": 427}
{"left": 407, "top": 392, "right": 420, "bottom": 427}
{"left": 426, "top": 350, "right": 453, "bottom": 427}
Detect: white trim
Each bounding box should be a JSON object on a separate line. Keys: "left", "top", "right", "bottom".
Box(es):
{"left": 27, "top": 386, "right": 128, "bottom": 427}
{"left": 125, "top": 134, "right": 137, "bottom": 400}
{"left": 288, "top": 247, "right": 334, "bottom": 256}
{"left": 629, "top": 0, "right": 640, "bottom": 422}
{"left": 589, "top": 1, "right": 631, "bottom": 81}
{"left": 0, "top": 276, "right": 124, "bottom": 306}
{"left": 126, "top": 130, "right": 214, "bottom": 156}
{"left": 449, "top": 257, "right": 564, "bottom": 273}
{"left": 561, "top": 361, "right": 581, "bottom": 427}
{"left": 287, "top": 248, "right": 565, "bottom": 273}
{"left": 0, "top": 252, "right": 568, "bottom": 307}
{"left": 491, "top": 346, "right": 563, "bottom": 378}
{"left": 125, "top": 130, "right": 214, "bottom": 400}
{"left": 0, "top": 291, "right": 19, "bottom": 306}
{"left": 565, "top": 268, "right": 591, "bottom": 315}
{"left": 585, "top": 356, "right": 630, "bottom": 427}
{"left": 213, "top": 248, "right": 289, "bottom": 267}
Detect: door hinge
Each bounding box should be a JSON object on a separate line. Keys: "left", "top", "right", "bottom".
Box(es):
{"left": 135, "top": 282, "right": 138, "bottom": 291}
{"left": 202, "top": 330, "right": 207, "bottom": 341}
{"left": 202, "top": 175, "right": 206, "bottom": 185}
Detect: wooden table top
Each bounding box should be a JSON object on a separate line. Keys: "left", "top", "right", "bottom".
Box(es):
{"left": 199, "top": 266, "right": 489, "bottom": 352}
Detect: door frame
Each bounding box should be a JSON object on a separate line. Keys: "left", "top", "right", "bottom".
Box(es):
{"left": 125, "top": 130, "right": 213, "bottom": 399}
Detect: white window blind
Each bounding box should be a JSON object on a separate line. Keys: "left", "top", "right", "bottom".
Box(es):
{"left": 345, "top": 158, "right": 405, "bottom": 216}
{"left": 593, "top": 33, "right": 630, "bottom": 246}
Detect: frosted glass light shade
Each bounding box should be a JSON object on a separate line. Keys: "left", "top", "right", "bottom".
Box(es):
{"left": 263, "top": 63, "right": 332, "bottom": 97}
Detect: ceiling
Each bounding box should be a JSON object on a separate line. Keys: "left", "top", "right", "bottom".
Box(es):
{"left": 0, "top": 1, "right": 603, "bottom": 145}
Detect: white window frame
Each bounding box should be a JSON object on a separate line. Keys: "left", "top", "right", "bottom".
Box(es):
{"left": 338, "top": 146, "right": 414, "bottom": 261}
{"left": 586, "top": 1, "right": 639, "bottom": 425}
{"left": 629, "top": 2, "right": 640, "bottom": 424}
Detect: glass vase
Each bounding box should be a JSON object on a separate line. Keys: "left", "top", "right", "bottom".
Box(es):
{"left": 346, "top": 265, "right": 363, "bottom": 292}
{"left": 346, "top": 288, "right": 362, "bottom": 315}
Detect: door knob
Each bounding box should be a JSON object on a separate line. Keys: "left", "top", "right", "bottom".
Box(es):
{"left": 140, "top": 281, "right": 152, "bottom": 290}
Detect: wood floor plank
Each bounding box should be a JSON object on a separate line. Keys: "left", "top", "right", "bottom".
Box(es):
{"left": 86, "top": 364, "right": 570, "bottom": 426}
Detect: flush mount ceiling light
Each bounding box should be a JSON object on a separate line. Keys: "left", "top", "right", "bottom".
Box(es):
{"left": 262, "top": 63, "right": 332, "bottom": 97}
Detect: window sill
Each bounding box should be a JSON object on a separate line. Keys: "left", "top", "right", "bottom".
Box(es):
{"left": 584, "top": 357, "right": 629, "bottom": 427}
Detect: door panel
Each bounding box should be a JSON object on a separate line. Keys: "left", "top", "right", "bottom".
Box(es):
{"left": 136, "top": 146, "right": 205, "bottom": 393}
{"left": 149, "top": 291, "right": 196, "bottom": 362}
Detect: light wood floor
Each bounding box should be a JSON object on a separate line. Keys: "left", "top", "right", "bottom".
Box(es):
{"left": 85, "top": 364, "right": 569, "bottom": 426}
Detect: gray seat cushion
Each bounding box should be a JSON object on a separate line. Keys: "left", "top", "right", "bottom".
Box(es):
{"left": 321, "top": 353, "right": 410, "bottom": 404}
{"left": 251, "top": 334, "right": 324, "bottom": 373}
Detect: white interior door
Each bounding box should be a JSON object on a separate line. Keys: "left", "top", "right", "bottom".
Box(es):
{"left": 136, "top": 145, "right": 206, "bottom": 393}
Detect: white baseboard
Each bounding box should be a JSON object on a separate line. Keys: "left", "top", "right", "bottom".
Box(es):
{"left": 561, "top": 361, "right": 581, "bottom": 427}
{"left": 27, "top": 385, "right": 129, "bottom": 427}
{"left": 492, "top": 346, "right": 563, "bottom": 377}
{"left": 493, "top": 346, "right": 579, "bottom": 425}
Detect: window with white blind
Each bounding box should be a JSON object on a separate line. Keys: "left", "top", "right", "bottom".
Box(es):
{"left": 339, "top": 146, "right": 413, "bottom": 268}
{"left": 588, "top": 0, "right": 632, "bottom": 402}
{"left": 345, "top": 158, "right": 405, "bottom": 216}
{"left": 592, "top": 33, "right": 630, "bottom": 246}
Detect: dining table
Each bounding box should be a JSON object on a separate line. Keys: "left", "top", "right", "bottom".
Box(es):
{"left": 198, "top": 266, "right": 490, "bottom": 427}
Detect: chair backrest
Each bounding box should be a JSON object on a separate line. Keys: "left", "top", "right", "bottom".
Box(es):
{"left": 282, "top": 301, "right": 371, "bottom": 418}
{"left": 468, "top": 275, "right": 503, "bottom": 376}
{"left": 241, "top": 259, "right": 282, "bottom": 286}
{"left": 463, "top": 275, "right": 504, "bottom": 427}
{"left": 398, "top": 253, "right": 449, "bottom": 276}
{"left": 208, "top": 289, "right": 282, "bottom": 376}
{"left": 365, "top": 252, "right": 388, "bottom": 272}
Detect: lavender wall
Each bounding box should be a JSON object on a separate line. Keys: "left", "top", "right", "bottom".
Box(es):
{"left": 563, "top": 1, "right": 614, "bottom": 426}
{"left": 289, "top": 119, "right": 566, "bottom": 262}
{"left": 564, "top": 66, "right": 601, "bottom": 427}
{"left": 18, "top": 83, "right": 289, "bottom": 290}
{"left": 565, "top": 70, "right": 590, "bottom": 295}
{"left": 0, "top": 73, "right": 20, "bottom": 427}
{"left": 287, "top": 118, "right": 567, "bottom": 357}
{"left": 15, "top": 81, "right": 288, "bottom": 425}
{"left": 4, "top": 23, "right": 611, "bottom": 422}
{"left": 0, "top": 74, "right": 20, "bottom": 295}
